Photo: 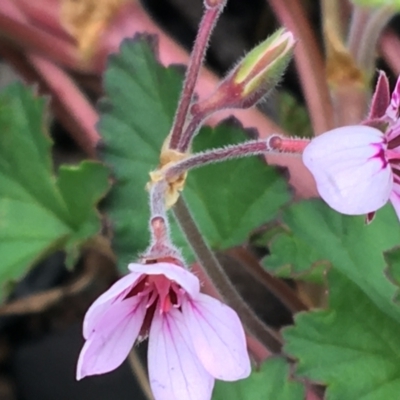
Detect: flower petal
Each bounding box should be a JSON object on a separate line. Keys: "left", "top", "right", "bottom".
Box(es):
{"left": 77, "top": 296, "right": 146, "bottom": 379}
{"left": 386, "top": 74, "right": 400, "bottom": 121}
{"left": 386, "top": 120, "right": 400, "bottom": 142}
{"left": 148, "top": 307, "right": 214, "bottom": 400}
{"left": 82, "top": 272, "right": 143, "bottom": 338}
{"left": 128, "top": 262, "right": 200, "bottom": 298}
{"left": 182, "top": 294, "right": 251, "bottom": 380}
{"left": 390, "top": 183, "right": 400, "bottom": 222}
{"left": 303, "top": 126, "right": 392, "bottom": 214}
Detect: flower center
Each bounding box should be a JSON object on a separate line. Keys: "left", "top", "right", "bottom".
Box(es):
{"left": 148, "top": 274, "right": 183, "bottom": 313}
{"left": 124, "top": 274, "right": 186, "bottom": 340}
{"left": 381, "top": 138, "right": 400, "bottom": 181}
{"left": 372, "top": 144, "right": 389, "bottom": 169}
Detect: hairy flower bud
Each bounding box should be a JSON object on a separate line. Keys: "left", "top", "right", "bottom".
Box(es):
{"left": 234, "top": 28, "right": 295, "bottom": 101}
{"left": 193, "top": 29, "right": 295, "bottom": 116}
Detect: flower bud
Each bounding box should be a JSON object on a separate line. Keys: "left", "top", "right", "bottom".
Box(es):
{"left": 234, "top": 28, "right": 295, "bottom": 99}
{"left": 194, "top": 29, "right": 295, "bottom": 116}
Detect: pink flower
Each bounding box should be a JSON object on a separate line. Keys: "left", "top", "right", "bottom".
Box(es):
{"left": 302, "top": 125, "right": 394, "bottom": 215}
{"left": 302, "top": 73, "right": 400, "bottom": 220}
{"left": 76, "top": 262, "right": 251, "bottom": 400}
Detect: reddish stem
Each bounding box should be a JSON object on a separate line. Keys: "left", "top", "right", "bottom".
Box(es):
{"left": 268, "top": 0, "right": 334, "bottom": 134}
{"left": 165, "top": 139, "right": 272, "bottom": 179}
{"left": 178, "top": 110, "right": 207, "bottom": 151}
{"left": 169, "top": 2, "right": 225, "bottom": 150}
{"left": 149, "top": 180, "right": 168, "bottom": 219}
{"left": 29, "top": 54, "right": 99, "bottom": 157}
{"left": 13, "top": 0, "right": 71, "bottom": 40}
{"left": 150, "top": 216, "right": 169, "bottom": 244}
{"left": 0, "top": 42, "right": 39, "bottom": 82}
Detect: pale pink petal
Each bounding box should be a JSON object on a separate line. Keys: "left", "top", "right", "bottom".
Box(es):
{"left": 77, "top": 296, "right": 146, "bottom": 379}
{"left": 128, "top": 262, "right": 200, "bottom": 298}
{"left": 148, "top": 307, "right": 214, "bottom": 400}
{"left": 390, "top": 183, "right": 400, "bottom": 221}
{"left": 83, "top": 272, "right": 144, "bottom": 338}
{"left": 303, "top": 126, "right": 392, "bottom": 214}
{"left": 182, "top": 294, "right": 251, "bottom": 380}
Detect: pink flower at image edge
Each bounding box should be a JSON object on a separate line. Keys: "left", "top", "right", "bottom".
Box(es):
{"left": 76, "top": 262, "right": 251, "bottom": 400}
{"left": 302, "top": 72, "right": 400, "bottom": 221}
{"left": 302, "top": 125, "right": 398, "bottom": 218}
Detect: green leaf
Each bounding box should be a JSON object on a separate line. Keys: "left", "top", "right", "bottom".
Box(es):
{"left": 384, "top": 246, "right": 400, "bottom": 302}
{"left": 99, "top": 37, "right": 291, "bottom": 268}
{"left": 263, "top": 230, "right": 328, "bottom": 282}
{"left": 0, "top": 83, "right": 109, "bottom": 289}
{"left": 265, "top": 199, "right": 400, "bottom": 322}
{"left": 212, "top": 357, "right": 304, "bottom": 400}
{"left": 284, "top": 269, "right": 400, "bottom": 400}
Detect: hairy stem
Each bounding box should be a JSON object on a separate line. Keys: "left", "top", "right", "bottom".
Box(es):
{"left": 168, "top": 1, "right": 226, "bottom": 150}
{"left": 146, "top": 180, "right": 179, "bottom": 259}
{"left": 166, "top": 139, "right": 272, "bottom": 179}
{"left": 149, "top": 180, "right": 168, "bottom": 220}
{"left": 177, "top": 111, "right": 206, "bottom": 151}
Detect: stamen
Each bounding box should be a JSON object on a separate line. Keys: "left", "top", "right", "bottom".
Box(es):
{"left": 146, "top": 289, "right": 158, "bottom": 308}
{"left": 160, "top": 296, "right": 172, "bottom": 313}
